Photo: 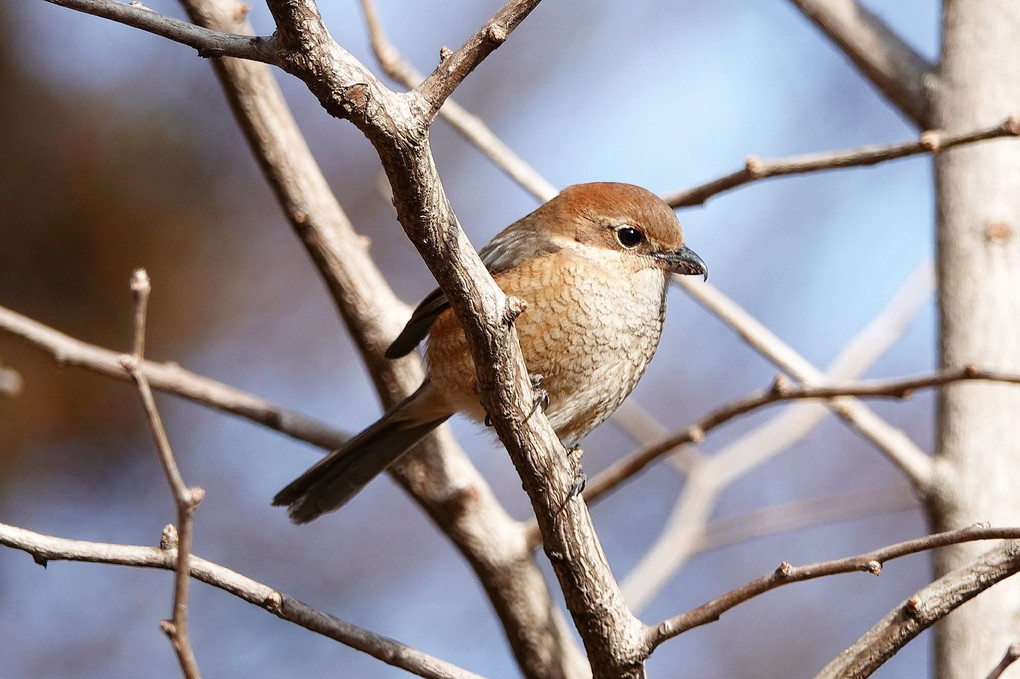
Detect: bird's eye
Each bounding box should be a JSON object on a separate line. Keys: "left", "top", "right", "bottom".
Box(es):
{"left": 616, "top": 226, "right": 644, "bottom": 248}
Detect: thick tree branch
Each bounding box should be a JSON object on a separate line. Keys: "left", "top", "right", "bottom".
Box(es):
{"left": 178, "top": 2, "right": 588, "bottom": 677}
{"left": 42, "top": 0, "right": 278, "bottom": 61}
{"left": 665, "top": 116, "right": 1020, "bottom": 208}
{"left": 814, "top": 540, "right": 1020, "bottom": 679}
{"left": 649, "top": 525, "right": 1020, "bottom": 650}
{"left": 237, "top": 3, "right": 650, "bottom": 675}
{"left": 786, "top": 0, "right": 934, "bottom": 127}
{"left": 0, "top": 523, "right": 483, "bottom": 679}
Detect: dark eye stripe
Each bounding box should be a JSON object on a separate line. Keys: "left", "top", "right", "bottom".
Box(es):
{"left": 616, "top": 226, "right": 644, "bottom": 248}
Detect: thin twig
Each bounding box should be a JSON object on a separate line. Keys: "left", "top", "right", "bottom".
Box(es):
{"left": 359, "top": 0, "right": 558, "bottom": 201}
{"left": 648, "top": 525, "right": 1020, "bottom": 649}
{"left": 41, "top": 0, "right": 277, "bottom": 61}
{"left": 785, "top": 0, "right": 934, "bottom": 127}
{"left": 119, "top": 270, "right": 203, "bottom": 679}
{"left": 0, "top": 522, "right": 483, "bottom": 679}
{"left": 416, "top": 0, "right": 545, "bottom": 118}
{"left": 985, "top": 643, "right": 1020, "bottom": 679}
{"left": 664, "top": 116, "right": 1020, "bottom": 208}
{"left": 584, "top": 364, "right": 1013, "bottom": 508}
{"left": 129, "top": 269, "right": 149, "bottom": 363}
{"left": 0, "top": 304, "right": 349, "bottom": 450}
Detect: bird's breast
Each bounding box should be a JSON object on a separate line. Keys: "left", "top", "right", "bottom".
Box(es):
{"left": 426, "top": 248, "right": 669, "bottom": 444}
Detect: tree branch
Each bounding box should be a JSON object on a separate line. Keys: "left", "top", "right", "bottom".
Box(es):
{"left": 649, "top": 525, "right": 1020, "bottom": 650}
{"left": 786, "top": 0, "right": 934, "bottom": 127}
{"left": 665, "top": 116, "right": 1020, "bottom": 208}
{"left": 176, "top": 2, "right": 588, "bottom": 677}
{"left": 239, "top": 3, "right": 650, "bottom": 674}
{"left": 120, "top": 269, "right": 204, "bottom": 679}
{"left": 359, "top": 0, "right": 558, "bottom": 201}
{"left": 42, "top": 0, "right": 278, "bottom": 61}
{"left": 0, "top": 304, "right": 349, "bottom": 450}
{"left": 416, "top": 0, "right": 545, "bottom": 118}
{"left": 579, "top": 363, "right": 1014, "bottom": 509}
{"left": 814, "top": 540, "right": 1020, "bottom": 679}
{"left": 0, "top": 522, "right": 483, "bottom": 679}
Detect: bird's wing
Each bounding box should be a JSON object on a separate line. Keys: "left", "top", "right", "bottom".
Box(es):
{"left": 384, "top": 226, "right": 562, "bottom": 359}
{"left": 384, "top": 287, "right": 450, "bottom": 358}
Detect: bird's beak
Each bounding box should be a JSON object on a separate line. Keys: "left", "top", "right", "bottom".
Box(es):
{"left": 656, "top": 245, "right": 708, "bottom": 281}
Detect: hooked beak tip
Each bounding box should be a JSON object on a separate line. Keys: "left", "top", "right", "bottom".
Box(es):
{"left": 660, "top": 245, "right": 707, "bottom": 281}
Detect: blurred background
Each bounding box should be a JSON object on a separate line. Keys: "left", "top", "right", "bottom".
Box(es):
{"left": 0, "top": 0, "right": 940, "bottom": 676}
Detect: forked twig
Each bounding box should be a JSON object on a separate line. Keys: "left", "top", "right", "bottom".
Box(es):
{"left": 118, "top": 270, "right": 204, "bottom": 679}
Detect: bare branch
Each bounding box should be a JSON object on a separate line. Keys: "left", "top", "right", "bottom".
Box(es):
{"left": 581, "top": 364, "right": 1010, "bottom": 507}
{"left": 42, "top": 0, "right": 278, "bottom": 61}
{"left": 177, "top": 2, "right": 588, "bottom": 676}
{"left": 119, "top": 269, "right": 204, "bottom": 679}
{"left": 786, "top": 0, "right": 933, "bottom": 127}
{"left": 252, "top": 2, "right": 651, "bottom": 671}
{"left": 813, "top": 541, "right": 1020, "bottom": 679}
{"left": 0, "top": 522, "right": 484, "bottom": 679}
{"left": 129, "top": 269, "right": 150, "bottom": 362}
{"left": 0, "top": 304, "right": 348, "bottom": 450}
{"left": 359, "top": 0, "right": 558, "bottom": 201}
{"left": 985, "top": 643, "right": 1020, "bottom": 679}
{"left": 675, "top": 275, "right": 935, "bottom": 490}
{"left": 416, "top": 0, "right": 545, "bottom": 118}
{"left": 665, "top": 116, "right": 1020, "bottom": 208}
{"left": 648, "top": 525, "right": 1020, "bottom": 650}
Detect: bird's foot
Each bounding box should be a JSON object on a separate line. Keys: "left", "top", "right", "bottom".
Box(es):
{"left": 529, "top": 373, "right": 550, "bottom": 415}
{"left": 557, "top": 445, "right": 586, "bottom": 513}
{"left": 484, "top": 374, "right": 548, "bottom": 428}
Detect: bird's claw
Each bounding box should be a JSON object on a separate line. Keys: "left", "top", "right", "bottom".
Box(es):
{"left": 529, "top": 373, "right": 550, "bottom": 415}
{"left": 556, "top": 445, "right": 586, "bottom": 513}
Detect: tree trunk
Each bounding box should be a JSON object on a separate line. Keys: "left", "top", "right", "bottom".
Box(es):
{"left": 931, "top": 1, "right": 1020, "bottom": 676}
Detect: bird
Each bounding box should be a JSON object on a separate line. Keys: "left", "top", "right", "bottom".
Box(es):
{"left": 273, "top": 182, "right": 707, "bottom": 523}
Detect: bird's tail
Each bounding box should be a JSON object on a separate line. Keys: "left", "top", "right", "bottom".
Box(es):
{"left": 273, "top": 384, "right": 451, "bottom": 523}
